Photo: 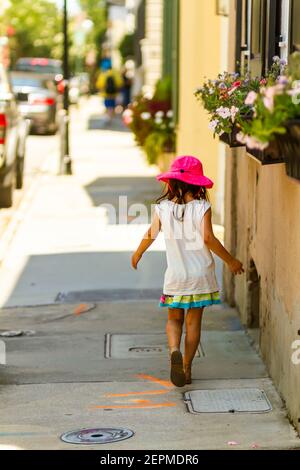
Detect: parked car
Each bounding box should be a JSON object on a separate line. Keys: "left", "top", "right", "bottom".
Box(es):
{"left": 0, "top": 64, "right": 28, "bottom": 208}
{"left": 11, "top": 72, "right": 60, "bottom": 135}
{"left": 14, "top": 58, "right": 64, "bottom": 94}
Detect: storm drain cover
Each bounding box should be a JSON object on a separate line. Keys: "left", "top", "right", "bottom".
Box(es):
{"left": 184, "top": 388, "right": 272, "bottom": 414}
{"left": 60, "top": 427, "right": 134, "bottom": 445}
{"left": 105, "top": 333, "right": 204, "bottom": 358}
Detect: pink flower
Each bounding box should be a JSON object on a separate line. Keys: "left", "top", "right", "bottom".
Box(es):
{"left": 263, "top": 96, "right": 274, "bottom": 112}
{"left": 230, "top": 106, "right": 239, "bottom": 123}
{"left": 123, "top": 109, "right": 133, "bottom": 125}
{"left": 237, "top": 132, "right": 268, "bottom": 151}
{"left": 216, "top": 106, "right": 231, "bottom": 119}
{"left": 208, "top": 119, "right": 219, "bottom": 132}
{"left": 262, "top": 84, "right": 285, "bottom": 112}
{"left": 245, "top": 91, "right": 258, "bottom": 106}
{"left": 228, "top": 81, "right": 242, "bottom": 96}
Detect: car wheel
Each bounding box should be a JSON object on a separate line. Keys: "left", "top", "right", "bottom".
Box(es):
{"left": 16, "top": 157, "right": 24, "bottom": 190}
{"left": 0, "top": 184, "right": 14, "bottom": 208}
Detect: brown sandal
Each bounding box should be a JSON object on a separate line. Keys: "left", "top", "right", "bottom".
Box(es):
{"left": 170, "top": 350, "right": 186, "bottom": 387}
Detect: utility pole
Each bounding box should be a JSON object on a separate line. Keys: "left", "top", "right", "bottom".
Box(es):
{"left": 61, "top": 0, "right": 72, "bottom": 175}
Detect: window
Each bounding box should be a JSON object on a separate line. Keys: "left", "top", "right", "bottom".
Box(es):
{"left": 250, "top": 0, "right": 266, "bottom": 76}
{"left": 235, "top": 0, "right": 250, "bottom": 73}
{"left": 291, "top": 0, "right": 300, "bottom": 51}
{"left": 251, "top": 0, "right": 262, "bottom": 56}
{"left": 265, "top": 0, "right": 283, "bottom": 69}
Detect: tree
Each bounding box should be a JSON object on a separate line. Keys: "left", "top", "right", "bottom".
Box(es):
{"left": 0, "top": 0, "right": 62, "bottom": 65}
{"left": 79, "top": 0, "right": 107, "bottom": 54}
{"left": 119, "top": 33, "right": 134, "bottom": 63}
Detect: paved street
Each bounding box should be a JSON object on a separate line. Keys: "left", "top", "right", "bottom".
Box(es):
{"left": 0, "top": 98, "right": 299, "bottom": 450}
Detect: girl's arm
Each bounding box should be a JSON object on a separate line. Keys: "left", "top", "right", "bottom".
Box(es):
{"left": 131, "top": 213, "right": 161, "bottom": 270}
{"left": 203, "top": 209, "right": 244, "bottom": 275}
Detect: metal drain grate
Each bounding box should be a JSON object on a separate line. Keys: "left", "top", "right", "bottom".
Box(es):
{"left": 184, "top": 388, "right": 272, "bottom": 414}
{"left": 105, "top": 333, "right": 204, "bottom": 358}
{"left": 60, "top": 428, "right": 134, "bottom": 445}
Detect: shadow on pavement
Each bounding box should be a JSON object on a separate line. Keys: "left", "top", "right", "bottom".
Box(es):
{"left": 88, "top": 114, "right": 129, "bottom": 132}
{"left": 1, "top": 251, "right": 166, "bottom": 309}
{"left": 84, "top": 176, "right": 162, "bottom": 220}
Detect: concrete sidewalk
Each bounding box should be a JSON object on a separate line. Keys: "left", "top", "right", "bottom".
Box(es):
{"left": 0, "top": 97, "right": 299, "bottom": 450}
{"left": 0, "top": 302, "right": 299, "bottom": 450}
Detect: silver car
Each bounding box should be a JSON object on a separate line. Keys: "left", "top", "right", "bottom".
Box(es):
{"left": 0, "top": 65, "right": 28, "bottom": 208}
{"left": 11, "top": 72, "right": 60, "bottom": 135}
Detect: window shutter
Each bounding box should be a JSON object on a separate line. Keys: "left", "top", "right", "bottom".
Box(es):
{"left": 162, "top": 0, "right": 179, "bottom": 123}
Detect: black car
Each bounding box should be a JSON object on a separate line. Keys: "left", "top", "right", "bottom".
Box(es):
{"left": 0, "top": 64, "right": 28, "bottom": 208}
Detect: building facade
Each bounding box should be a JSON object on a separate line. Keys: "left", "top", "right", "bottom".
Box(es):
{"left": 133, "top": 0, "right": 163, "bottom": 96}
{"left": 176, "top": 0, "right": 229, "bottom": 222}
{"left": 224, "top": 0, "right": 300, "bottom": 434}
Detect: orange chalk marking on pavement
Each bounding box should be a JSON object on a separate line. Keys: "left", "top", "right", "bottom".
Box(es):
{"left": 104, "top": 390, "right": 169, "bottom": 398}
{"left": 92, "top": 403, "right": 176, "bottom": 410}
{"left": 74, "top": 304, "right": 88, "bottom": 316}
{"left": 136, "top": 374, "right": 173, "bottom": 389}
{"left": 128, "top": 399, "right": 152, "bottom": 405}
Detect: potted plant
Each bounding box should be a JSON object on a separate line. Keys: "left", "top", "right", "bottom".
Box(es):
{"left": 195, "top": 72, "right": 262, "bottom": 147}
{"left": 195, "top": 58, "right": 286, "bottom": 149}
{"left": 237, "top": 54, "right": 300, "bottom": 173}
{"left": 275, "top": 53, "right": 300, "bottom": 179}
{"left": 123, "top": 77, "right": 176, "bottom": 169}
{"left": 143, "top": 109, "right": 176, "bottom": 170}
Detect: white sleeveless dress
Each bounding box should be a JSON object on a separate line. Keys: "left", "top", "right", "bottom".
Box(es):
{"left": 155, "top": 199, "right": 221, "bottom": 309}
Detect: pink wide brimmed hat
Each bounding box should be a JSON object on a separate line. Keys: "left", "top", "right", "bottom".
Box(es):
{"left": 156, "top": 156, "right": 214, "bottom": 189}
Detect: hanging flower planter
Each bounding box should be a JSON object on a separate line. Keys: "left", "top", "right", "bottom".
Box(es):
{"left": 276, "top": 119, "right": 300, "bottom": 180}
{"left": 246, "top": 139, "right": 284, "bottom": 166}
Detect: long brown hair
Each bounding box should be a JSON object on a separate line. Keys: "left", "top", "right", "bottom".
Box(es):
{"left": 156, "top": 179, "right": 209, "bottom": 221}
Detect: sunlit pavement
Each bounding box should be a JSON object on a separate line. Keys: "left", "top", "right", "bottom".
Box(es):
{"left": 0, "top": 97, "right": 299, "bottom": 450}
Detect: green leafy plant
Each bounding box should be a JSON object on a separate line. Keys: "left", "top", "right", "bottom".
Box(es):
{"left": 123, "top": 77, "right": 176, "bottom": 165}
{"left": 194, "top": 59, "right": 286, "bottom": 139}
{"left": 144, "top": 113, "right": 176, "bottom": 165}
{"left": 237, "top": 54, "right": 300, "bottom": 150}
{"left": 195, "top": 72, "right": 261, "bottom": 137}
{"left": 118, "top": 33, "right": 134, "bottom": 63}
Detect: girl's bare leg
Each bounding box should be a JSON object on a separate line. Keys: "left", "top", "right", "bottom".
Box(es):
{"left": 166, "top": 308, "right": 186, "bottom": 387}
{"left": 184, "top": 308, "right": 204, "bottom": 383}
{"left": 166, "top": 308, "right": 184, "bottom": 354}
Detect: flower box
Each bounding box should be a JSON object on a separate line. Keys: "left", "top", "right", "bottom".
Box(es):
{"left": 276, "top": 119, "right": 300, "bottom": 181}
{"left": 219, "top": 125, "right": 245, "bottom": 148}
{"left": 246, "top": 140, "right": 284, "bottom": 166}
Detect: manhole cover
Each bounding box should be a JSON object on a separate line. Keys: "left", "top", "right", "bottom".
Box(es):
{"left": 105, "top": 333, "right": 204, "bottom": 358}
{"left": 184, "top": 388, "right": 272, "bottom": 414}
{"left": 60, "top": 427, "right": 134, "bottom": 445}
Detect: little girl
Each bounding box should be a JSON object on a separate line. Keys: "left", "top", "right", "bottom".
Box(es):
{"left": 132, "top": 156, "right": 244, "bottom": 387}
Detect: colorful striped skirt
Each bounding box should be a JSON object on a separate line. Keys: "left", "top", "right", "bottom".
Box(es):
{"left": 159, "top": 292, "right": 221, "bottom": 310}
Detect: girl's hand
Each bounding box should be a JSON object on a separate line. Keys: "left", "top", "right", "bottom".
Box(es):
{"left": 228, "top": 258, "right": 244, "bottom": 275}
{"left": 131, "top": 251, "right": 142, "bottom": 270}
